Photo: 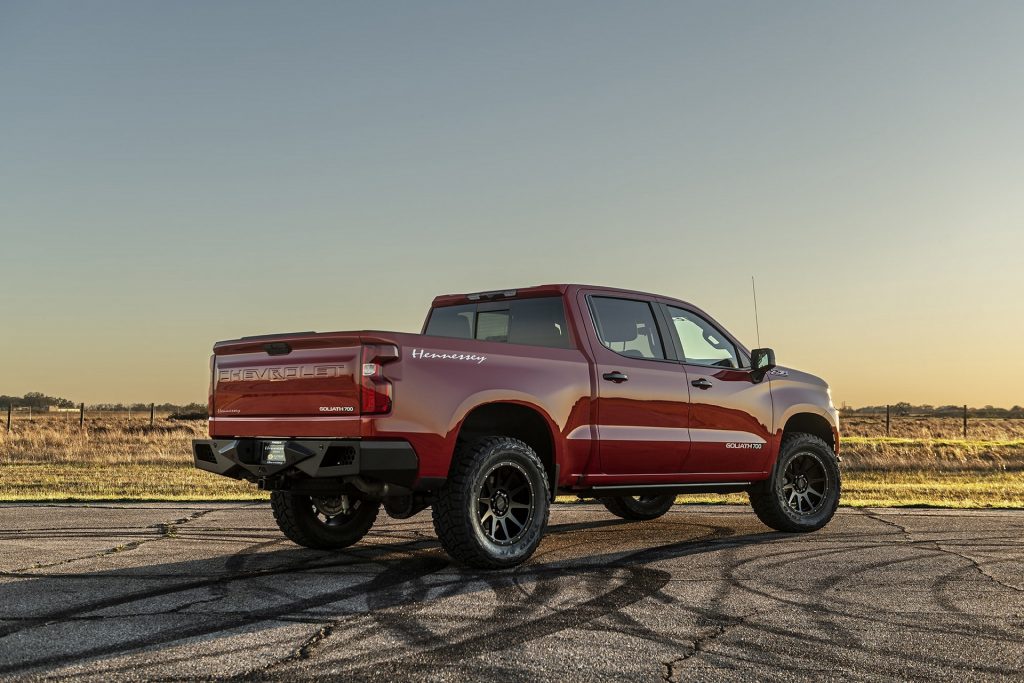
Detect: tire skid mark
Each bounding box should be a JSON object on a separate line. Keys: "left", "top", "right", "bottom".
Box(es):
{"left": 267, "top": 524, "right": 739, "bottom": 678}
{"left": 329, "top": 565, "right": 673, "bottom": 679}
{"left": 747, "top": 543, "right": 900, "bottom": 647}
{"left": 723, "top": 542, "right": 1022, "bottom": 642}
{"left": 683, "top": 532, "right": 1024, "bottom": 677}
{"left": 669, "top": 605, "right": 1020, "bottom": 679}
{"left": 0, "top": 536, "right": 438, "bottom": 642}
{"left": 334, "top": 522, "right": 736, "bottom": 668}
{"left": 232, "top": 554, "right": 454, "bottom": 679}
{"left": 0, "top": 553, "right": 451, "bottom": 676}
{"left": 3, "top": 508, "right": 217, "bottom": 575}
{"left": 649, "top": 527, "right": 1021, "bottom": 677}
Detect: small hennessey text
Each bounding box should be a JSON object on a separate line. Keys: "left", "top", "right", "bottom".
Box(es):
{"left": 411, "top": 349, "right": 487, "bottom": 364}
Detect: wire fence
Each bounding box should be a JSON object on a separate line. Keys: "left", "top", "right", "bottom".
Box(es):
{"left": 4, "top": 403, "right": 170, "bottom": 431}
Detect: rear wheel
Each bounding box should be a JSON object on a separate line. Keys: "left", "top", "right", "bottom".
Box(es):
{"left": 600, "top": 494, "right": 676, "bottom": 521}
{"left": 270, "top": 491, "right": 379, "bottom": 549}
{"left": 431, "top": 437, "right": 550, "bottom": 569}
{"left": 748, "top": 433, "right": 840, "bottom": 532}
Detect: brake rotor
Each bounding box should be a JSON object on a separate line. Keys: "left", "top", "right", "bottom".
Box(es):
{"left": 312, "top": 495, "right": 349, "bottom": 517}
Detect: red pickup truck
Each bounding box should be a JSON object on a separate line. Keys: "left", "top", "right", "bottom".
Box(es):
{"left": 193, "top": 284, "right": 840, "bottom": 568}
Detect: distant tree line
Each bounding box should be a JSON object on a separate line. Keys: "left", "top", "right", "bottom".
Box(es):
{"left": 0, "top": 392, "right": 76, "bottom": 409}
{"left": 0, "top": 392, "right": 206, "bottom": 415}
{"left": 88, "top": 401, "right": 208, "bottom": 414}
{"left": 842, "top": 403, "right": 1024, "bottom": 418}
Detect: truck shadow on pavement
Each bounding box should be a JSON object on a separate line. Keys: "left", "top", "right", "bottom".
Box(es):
{"left": 0, "top": 512, "right": 782, "bottom": 678}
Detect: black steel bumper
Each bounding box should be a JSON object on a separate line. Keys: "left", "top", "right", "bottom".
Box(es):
{"left": 192, "top": 438, "right": 419, "bottom": 488}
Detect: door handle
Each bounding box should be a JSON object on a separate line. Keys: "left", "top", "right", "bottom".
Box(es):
{"left": 603, "top": 371, "right": 629, "bottom": 383}
{"left": 691, "top": 378, "right": 713, "bottom": 390}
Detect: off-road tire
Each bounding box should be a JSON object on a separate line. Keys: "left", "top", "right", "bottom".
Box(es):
{"left": 748, "top": 433, "right": 840, "bottom": 533}
{"left": 431, "top": 436, "right": 550, "bottom": 569}
{"left": 270, "top": 491, "right": 379, "bottom": 550}
{"left": 599, "top": 494, "right": 676, "bottom": 520}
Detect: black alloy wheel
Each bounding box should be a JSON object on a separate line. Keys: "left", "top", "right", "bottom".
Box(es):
{"left": 431, "top": 436, "right": 550, "bottom": 569}
{"left": 270, "top": 491, "right": 380, "bottom": 549}
{"left": 748, "top": 432, "right": 841, "bottom": 533}
{"left": 476, "top": 461, "right": 536, "bottom": 545}
{"left": 781, "top": 453, "right": 829, "bottom": 515}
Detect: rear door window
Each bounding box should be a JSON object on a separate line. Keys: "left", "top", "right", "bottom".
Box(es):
{"left": 507, "top": 297, "right": 572, "bottom": 348}
{"left": 589, "top": 297, "right": 665, "bottom": 360}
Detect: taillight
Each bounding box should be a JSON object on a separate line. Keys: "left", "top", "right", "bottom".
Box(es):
{"left": 360, "top": 345, "right": 394, "bottom": 414}
{"left": 208, "top": 354, "right": 216, "bottom": 423}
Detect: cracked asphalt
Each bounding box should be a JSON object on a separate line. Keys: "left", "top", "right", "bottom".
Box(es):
{"left": 1, "top": 503, "right": 1022, "bottom": 682}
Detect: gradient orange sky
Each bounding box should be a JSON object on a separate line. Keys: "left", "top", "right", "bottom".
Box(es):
{"left": 2, "top": 2, "right": 1023, "bottom": 408}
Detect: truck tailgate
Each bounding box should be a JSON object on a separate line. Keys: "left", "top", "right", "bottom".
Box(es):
{"left": 213, "top": 333, "right": 362, "bottom": 420}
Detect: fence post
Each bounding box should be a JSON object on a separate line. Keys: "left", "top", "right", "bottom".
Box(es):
{"left": 79, "top": 403, "right": 85, "bottom": 429}
{"left": 885, "top": 405, "right": 890, "bottom": 436}
{"left": 150, "top": 403, "right": 155, "bottom": 428}
{"left": 963, "top": 404, "right": 968, "bottom": 439}
{"left": 5, "top": 405, "right": 10, "bottom": 432}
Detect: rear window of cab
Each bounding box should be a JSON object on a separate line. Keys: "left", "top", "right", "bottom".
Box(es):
{"left": 425, "top": 297, "right": 572, "bottom": 349}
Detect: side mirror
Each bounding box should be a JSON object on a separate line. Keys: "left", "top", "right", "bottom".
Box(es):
{"left": 750, "top": 348, "right": 776, "bottom": 382}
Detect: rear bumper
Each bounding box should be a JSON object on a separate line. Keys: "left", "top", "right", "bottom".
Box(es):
{"left": 192, "top": 438, "right": 419, "bottom": 488}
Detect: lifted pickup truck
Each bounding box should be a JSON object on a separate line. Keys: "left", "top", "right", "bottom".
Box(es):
{"left": 193, "top": 284, "right": 840, "bottom": 568}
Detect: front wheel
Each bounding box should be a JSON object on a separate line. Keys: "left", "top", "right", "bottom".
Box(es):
{"left": 431, "top": 437, "right": 550, "bottom": 569}
{"left": 599, "top": 494, "right": 676, "bottom": 520}
{"left": 270, "top": 491, "right": 379, "bottom": 549}
{"left": 748, "top": 433, "right": 840, "bottom": 532}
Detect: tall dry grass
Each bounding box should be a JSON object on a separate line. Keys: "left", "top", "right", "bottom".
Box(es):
{"left": 840, "top": 438, "right": 1024, "bottom": 472}
{"left": 838, "top": 416, "right": 1024, "bottom": 473}
{"left": 0, "top": 414, "right": 201, "bottom": 465}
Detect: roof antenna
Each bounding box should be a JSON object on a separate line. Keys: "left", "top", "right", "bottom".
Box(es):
{"left": 751, "top": 276, "right": 761, "bottom": 348}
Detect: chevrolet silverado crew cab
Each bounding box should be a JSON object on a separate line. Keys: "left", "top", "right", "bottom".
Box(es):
{"left": 193, "top": 284, "right": 840, "bottom": 568}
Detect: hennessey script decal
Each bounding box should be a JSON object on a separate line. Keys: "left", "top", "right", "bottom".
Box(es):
{"left": 411, "top": 349, "right": 487, "bottom": 364}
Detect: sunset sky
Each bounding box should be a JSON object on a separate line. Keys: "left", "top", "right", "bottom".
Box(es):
{"left": 2, "top": 1, "right": 1023, "bottom": 408}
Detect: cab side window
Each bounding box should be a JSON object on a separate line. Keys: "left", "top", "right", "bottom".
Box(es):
{"left": 426, "top": 298, "right": 572, "bottom": 348}
{"left": 590, "top": 297, "right": 665, "bottom": 360}
{"left": 667, "top": 306, "right": 739, "bottom": 368}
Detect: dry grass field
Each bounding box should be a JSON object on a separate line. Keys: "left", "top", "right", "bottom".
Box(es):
{"left": 0, "top": 414, "right": 260, "bottom": 501}
{"left": 2, "top": 413, "right": 1023, "bottom": 507}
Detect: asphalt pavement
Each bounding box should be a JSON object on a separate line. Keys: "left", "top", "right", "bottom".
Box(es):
{"left": 0, "top": 502, "right": 1022, "bottom": 681}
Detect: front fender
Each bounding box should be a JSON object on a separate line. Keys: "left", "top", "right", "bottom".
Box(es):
{"left": 774, "top": 402, "right": 840, "bottom": 453}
